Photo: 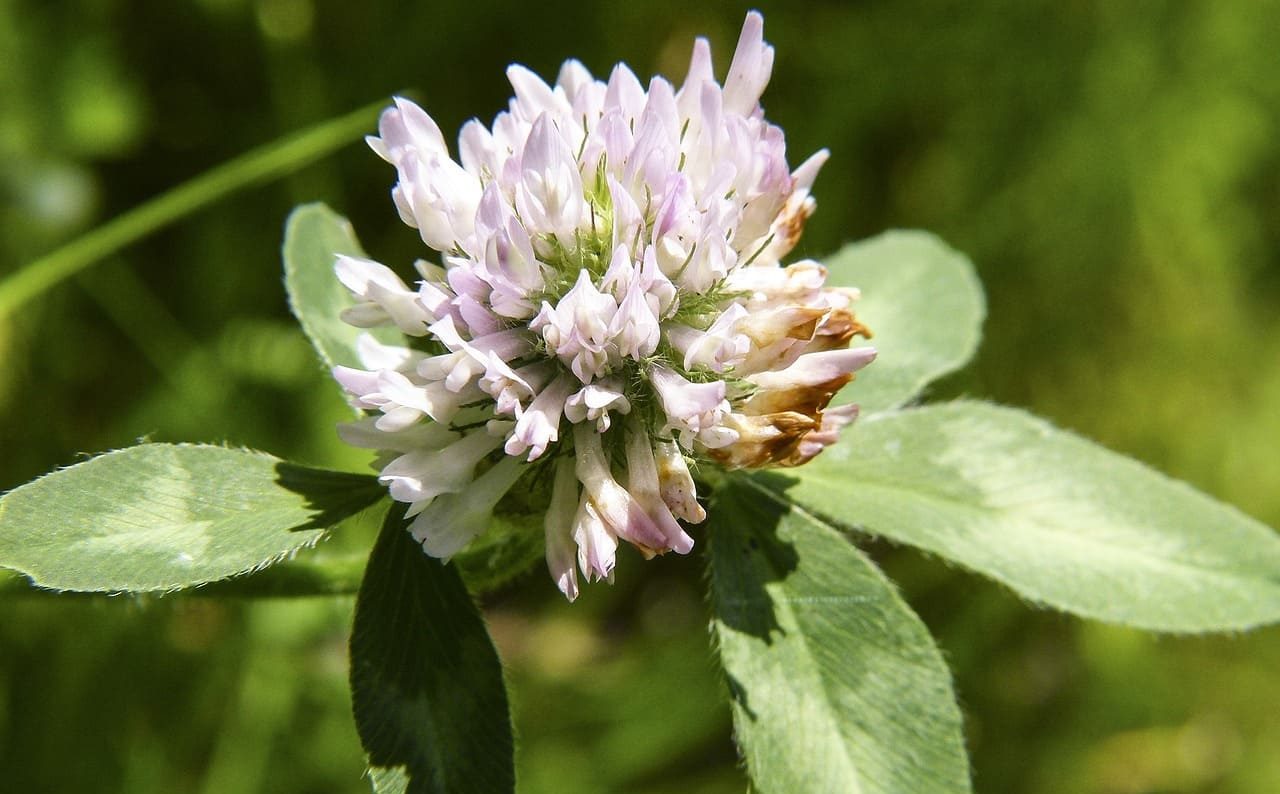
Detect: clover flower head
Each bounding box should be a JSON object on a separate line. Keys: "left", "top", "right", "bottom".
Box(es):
{"left": 333, "top": 11, "right": 875, "bottom": 599}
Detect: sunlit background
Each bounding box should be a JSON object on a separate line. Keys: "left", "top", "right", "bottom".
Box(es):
{"left": 3, "top": 1, "right": 1279, "bottom": 791}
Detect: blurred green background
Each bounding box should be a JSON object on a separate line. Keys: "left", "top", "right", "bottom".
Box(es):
{"left": 3, "top": 0, "right": 1279, "bottom": 791}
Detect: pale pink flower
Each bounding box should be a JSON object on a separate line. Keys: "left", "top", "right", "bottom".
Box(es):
{"left": 333, "top": 11, "right": 874, "bottom": 597}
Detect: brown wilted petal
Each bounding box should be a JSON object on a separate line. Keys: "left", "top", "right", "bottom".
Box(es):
{"left": 703, "top": 411, "right": 817, "bottom": 469}
{"left": 741, "top": 374, "right": 854, "bottom": 418}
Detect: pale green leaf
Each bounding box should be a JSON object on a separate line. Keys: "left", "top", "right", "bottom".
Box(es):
{"left": 283, "top": 202, "right": 406, "bottom": 371}
{"left": 0, "top": 443, "right": 384, "bottom": 592}
{"left": 825, "top": 231, "right": 985, "bottom": 414}
{"left": 710, "top": 478, "right": 971, "bottom": 794}
{"left": 368, "top": 766, "right": 410, "bottom": 794}
{"left": 771, "top": 402, "right": 1280, "bottom": 631}
{"left": 350, "top": 503, "right": 514, "bottom": 794}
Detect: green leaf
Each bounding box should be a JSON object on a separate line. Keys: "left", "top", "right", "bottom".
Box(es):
{"left": 772, "top": 401, "right": 1280, "bottom": 632}
{"left": 825, "top": 231, "right": 985, "bottom": 414}
{"left": 0, "top": 444, "right": 384, "bottom": 592}
{"left": 0, "top": 570, "right": 27, "bottom": 595}
{"left": 1, "top": 553, "right": 373, "bottom": 598}
{"left": 368, "top": 767, "right": 410, "bottom": 794}
{"left": 350, "top": 502, "right": 514, "bottom": 794}
{"left": 283, "top": 202, "right": 406, "bottom": 371}
{"left": 709, "top": 478, "right": 971, "bottom": 794}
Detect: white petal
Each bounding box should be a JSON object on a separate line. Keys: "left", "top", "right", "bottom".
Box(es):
{"left": 747, "top": 346, "right": 877, "bottom": 389}
{"left": 375, "top": 405, "right": 425, "bottom": 433}
{"left": 379, "top": 429, "right": 502, "bottom": 503}
{"left": 507, "top": 64, "right": 565, "bottom": 121}
{"left": 410, "top": 456, "right": 526, "bottom": 559}
{"left": 572, "top": 496, "right": 617, "bottom": 583}
{"left": 357, "top": 333, "right": 423, "bottom": 371}
{"left": 336, "top": 416, "right": 458, "bottom": 452}
{"left": 564, "top": 381, "right": 631, "bottom": 432}
{"left": 332, "top": 365, "right": 382, "bottom": 406}
{"left": 649, "top": 365, "right": 730, "bottom": 435}
{"left": 654, "top": 440, "right": 706, "bottom": 523}
{"left": 505, "top": 373, "right": 574, "bottom": 461}
{"left": 624, "top": 430, "right": 694, "bottom": 554}
{"left": 676, "top": 37, "right": 714, "bottom": 120}
{"left": 544, "top": 456, "right": 581, "bottom": 601}
{"left": 722, "top": 11, "right": 774, "bottom": 115}
{"left": 573, "top": 424, "right": 668, "bottom": 553}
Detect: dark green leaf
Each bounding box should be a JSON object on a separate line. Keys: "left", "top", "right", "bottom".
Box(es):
{"left": 825, "top": 231, "right": 985, "bottom": 414}
{"left": 709, "top": 478, "right": 971, "bottom": 794}
{"left": 350, "top": 502, "right": 514, "bottom": 794}
{"left": 775, "top": 402, "right": 1280, "bottom": 631}
{"left": 0, "top": 443, "right": 383, "bottom": 592}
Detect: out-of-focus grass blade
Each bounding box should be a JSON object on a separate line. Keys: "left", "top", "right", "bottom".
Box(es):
{"left": 0, "top": 97, "right": 389, "bottom": 318}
